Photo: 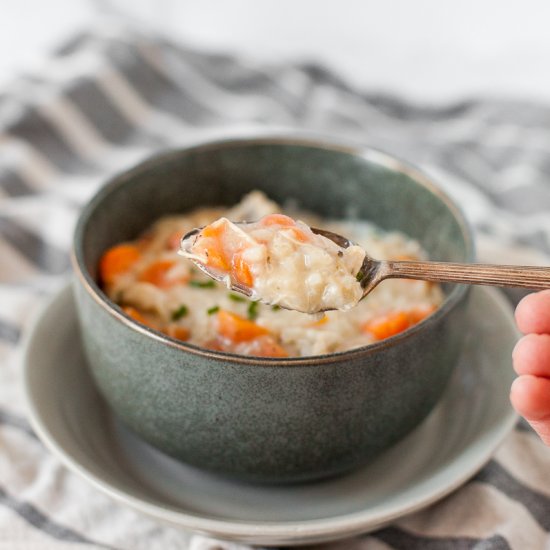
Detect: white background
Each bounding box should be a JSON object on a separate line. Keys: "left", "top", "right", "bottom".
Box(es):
{"left": 2, "top": 0, "right": 550, "bottom": 103}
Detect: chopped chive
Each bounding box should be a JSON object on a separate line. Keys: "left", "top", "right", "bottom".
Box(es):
{"left": 271, "top": 304, "right": 281, "bottom": 311}
{"left": 207, "top": 305, "right": 220, "bottom": 315}
{"left": 356, "top": 270, "right": 364, "bottom": 282}
{"left": 190, "top": 279, "right": 217, "bottom": 289}
{"left": 228, "top": 292, "right": 246, "bottom": 302}
{"left": 171, "top": 304, "right": 189, "bottom": 321}
{"left": 247, "top": 300, "right": 259, "bottom": 321}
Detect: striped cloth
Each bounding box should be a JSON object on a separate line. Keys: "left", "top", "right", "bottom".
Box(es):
{"left": 1, "top": 22, "right": 550, "bottom": 550}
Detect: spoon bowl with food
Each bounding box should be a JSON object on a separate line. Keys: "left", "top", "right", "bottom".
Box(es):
{"left": 181, "top": 215, "right": 550, "bottom": 314}
{"left": 179, "top": 214, "right": 367, "bottom": 314}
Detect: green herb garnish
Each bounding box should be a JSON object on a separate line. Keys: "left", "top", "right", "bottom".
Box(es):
{"left": 190, "top": 279, "right": 217, "bottom": 289}
{"left": 228, "top": 292, "right": 246, "bottom": 302}
{"left": 207, "top": 305, "right": 220, "bottom": 315}
{"left": 356, "top": 270, "right": 364, "bottom": 282}
{"left": 171, "top": 304, "right": 189, "bottom": 321}
{"left": 247, "top": 301, "right": 259, "bottom": 321}
{"left": 271, "top": 304, "right": 281, "bottom": 311}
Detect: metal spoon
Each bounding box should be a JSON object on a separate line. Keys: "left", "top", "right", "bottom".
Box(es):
{"left": 181, "top": 226, "right": 550, "bottom": 312}
{"left": 311, "top": 227, "right": 550, "bottom": 299}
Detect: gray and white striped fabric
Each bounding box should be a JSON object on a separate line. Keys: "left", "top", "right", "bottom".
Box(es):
{"left": 1, "top": 22, "right": 550, "bottom": 550}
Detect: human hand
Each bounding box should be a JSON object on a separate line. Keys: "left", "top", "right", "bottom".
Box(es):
{"left": 511, "top": 290, "right": 550, "bottom": 445}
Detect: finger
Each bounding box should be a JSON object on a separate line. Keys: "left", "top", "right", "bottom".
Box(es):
{"left": 510, "top": 375, "right": 550, "bottom": 445}
{"left": 515, "top": 289, "right": 550, "bottom": 334}
{"left": 512, "top": 333, "right": 550, "bottom": 377}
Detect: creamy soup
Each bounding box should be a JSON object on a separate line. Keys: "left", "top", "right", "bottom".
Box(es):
{"left": 99, "top": 192, "right": 443, "bottom": 357}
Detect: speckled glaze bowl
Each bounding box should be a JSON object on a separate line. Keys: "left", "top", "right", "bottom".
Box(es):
{"left": 72, "top": 136, "right": 473, "bottom": 483}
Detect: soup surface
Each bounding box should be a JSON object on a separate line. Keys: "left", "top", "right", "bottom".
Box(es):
{"left": 99, "top": 192, "right": 443, "bottom": 357}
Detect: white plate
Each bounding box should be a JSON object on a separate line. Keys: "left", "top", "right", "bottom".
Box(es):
{"left": 24, "top": 284, "right": 518, "bottom": 546}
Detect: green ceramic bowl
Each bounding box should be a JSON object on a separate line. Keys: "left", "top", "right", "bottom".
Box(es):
{"left": 72, "top": 136, "right": 473, "bottom": 483}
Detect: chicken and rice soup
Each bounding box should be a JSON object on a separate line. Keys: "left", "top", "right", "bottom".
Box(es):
{"left": 99, "top": 192, "right": 443, "bottom": 357}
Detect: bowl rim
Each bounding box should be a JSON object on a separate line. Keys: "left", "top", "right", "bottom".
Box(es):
{"left": 72, "top": 133, "right": 475, "bottom": 366}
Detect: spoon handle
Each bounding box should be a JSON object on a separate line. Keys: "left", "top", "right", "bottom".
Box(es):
{"left": 385, "top": 261, "right": 550, "bottom": 290}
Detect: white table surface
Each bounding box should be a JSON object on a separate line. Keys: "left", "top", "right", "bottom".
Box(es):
{"left": 2, "top": 0, "right": 550, "bottom": 104}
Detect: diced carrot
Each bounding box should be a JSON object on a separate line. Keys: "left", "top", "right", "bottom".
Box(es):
{"left": 193, "top": 225, "right": 230, "bottom": 271}
{"left": 408, "top": 305, "right": 437, "bottom": 324}
{"left": 286, "top": 227, "right": 310, "bottom": 243}
{"left": 361, "top": 311, "right": 411, "bottom": 341}
{"left": 203, "top": 338, "right": 225, "bottom": 352}
{"left": 361, "top": 305, "right": 438, "bottom": 341}
{"left": 122, "top": 306, "right": 151, "bottom": 327}
{"left": 138, "top": 260, "right": 173, "bottom": 286}
{"left": 217, "top": 310, "right": 269, "bottom": 342}
{"left": 99, "top": 244, "right": 141, "bottom": 284}
{"left": 138, "top": 260, "right": 189, "bottom": 288}
{"left": 232, "top": 252, "right": 254, "bottom": 287}
{"left": 165, "top": 325, "right": 191, "bottom": 341}
{"left": 259, "top": 215, "right": 309, "bottom": 241}
{"left": 201, "top": 222, "right": 226, "bottom": 239}
{"left": 260, "top": 214, "right": 296, "bottom": 227}
{"left": 245, "top": 336, "right": 288, "bottom": 357}
{"left": 307, "top": 314, "right": 329, "bottom": 328}
{"left": 205, "top": 245, "right": 229, "bottom": 271}
{"left": 204, "top": 333, "right": 287, "bottom": 357}
{"left": 192, "top": 222, "right": 231, "bottom": 269}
